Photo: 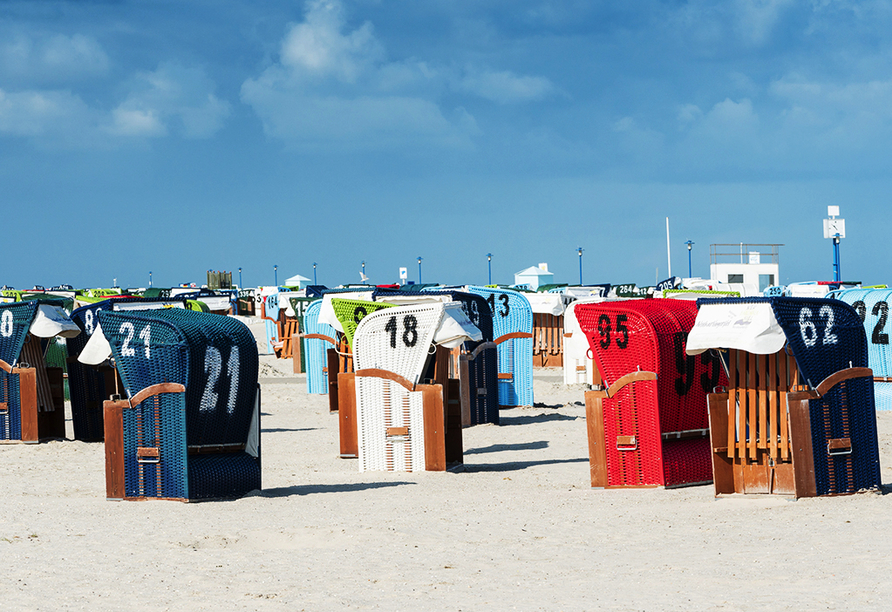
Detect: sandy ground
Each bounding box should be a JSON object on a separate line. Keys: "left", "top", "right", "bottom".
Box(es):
{"left": 3, "top": 357, "right": 892, "bottom": 611}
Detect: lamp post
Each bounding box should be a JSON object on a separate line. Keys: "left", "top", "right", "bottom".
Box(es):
{"left": 238, "top": 267, "right": 242, "bottom": 288}
{"left": 685, "top": 240, "right": 694, "bottom": 278}
{"left": 824, "top": 206, "right": 845, "bottom": 282}
{"left": 487, "top": 253, "right": 492, "bottom": 285}
{"left": 313, "top": 262, "right": 317, "bottom": 285}
{"left": 149, "top": 271, "right": 152, "bottom": 288}
{"left": 274, "top": 264, "right": 278, "bottom": 286}
{"left": 417, "top": 257, "right": 423, "bottom": 284}
{"left": 577, "top": 247, "right": 584, "bottom": 285}
{"left": 361, "top": 260, "right": 366, "bottom": 283}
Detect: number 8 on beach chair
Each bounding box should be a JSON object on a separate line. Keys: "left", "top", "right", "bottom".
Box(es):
{"left": 349, "top": 302, "right": 481, "bottom": 472}
{"left": 94, "top": 308, "right": 261, "bottom": 501}
{"left": 576, "top": 299, "right": 724, "bottom": 488}
{"left": 0, "top": 301, "right": 80, "bottom": 442}
{"left": 686, "top": 297, "right": 880, "bottom": 498}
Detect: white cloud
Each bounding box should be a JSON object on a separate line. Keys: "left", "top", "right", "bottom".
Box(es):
{"left": 733, "top": 0, "right": 796, "bottom": 45}
{"left": 242, "top": 0, "right": 554, "bottom": 150}
{"left": 457, "top": 69, "right": 554, "bottom": 104}
{"left": 109, "top": 63, "right": 231, "bottom": 138}
{"left": 0, "top": 33, "right": 109, "bottom": 81}
{"left": 0, "top": 88, "right": 94, "bottom": 137}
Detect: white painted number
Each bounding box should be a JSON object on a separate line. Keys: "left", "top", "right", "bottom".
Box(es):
{"left": 819, "top": 305, "right": 838, "bottom": 345}
{"left": 120, "top": 322, "right": 136, "bottom": 356}
{"left": 119, "top": 321, "right": 151, "bottom": 358}
{"left": 200, "top": 345, "right": 240, "bottom": 414}
{"left": 799, "top": 306, "right": 837, "bottom": 348}
{"left": 138, "top": 325, "right": 152, "bottom": 359}
{"left": 85, "top": 310, "right": 94, "bottom": 336}
{"left": 0, "top": 310, "right": 13, "bottom": 338}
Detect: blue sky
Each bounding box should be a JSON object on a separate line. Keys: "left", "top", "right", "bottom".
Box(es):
{"left": 2, "top": 0, "right": 891, "bottom": 289}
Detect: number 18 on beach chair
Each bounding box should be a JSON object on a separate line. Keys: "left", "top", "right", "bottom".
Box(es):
{"left": 686, "top": 297, "right": 881, "bottom": 498}
{"left": 92, "top": 308, "right": 261, "bottom": 501}
{"left": 577, "top": 299, "right": 724, "bottom": 488}
{"left": 345, "top": 302, "right": 481, "bottom": 472}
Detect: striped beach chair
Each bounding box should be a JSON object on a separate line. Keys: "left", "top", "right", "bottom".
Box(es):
{"left": 832, "top": 288, "right": 892, "bottom": 410}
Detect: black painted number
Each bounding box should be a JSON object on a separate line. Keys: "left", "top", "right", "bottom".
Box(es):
{"left": 852, "top": 300, "right": 866, "bottom": 323}
{"left": 597, "top": 314, "right": 629, "bottom": 350}
{"left": 873, "top": 301, "right": 889, "bottom": 345}
{"left": 353, "top": 306, "right": 368, "bottom": 324}
{"left": 385, "top": 314, "right": 419, "bottom": 349}
{"left": 486, "top": 293, "right": 510, "bottom": 318}
{"left": 673, "top": 332, "right": 695, "bottom": 396}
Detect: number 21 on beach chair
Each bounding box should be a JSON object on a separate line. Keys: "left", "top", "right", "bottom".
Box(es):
{"left": 686, "top": 297, "right": 881, "bottom": 498}
{"left": 577, "top": 299, "right": 724, "bottom": 488}
{"left": 87, "top": 308, "right": 261, "bottom": 501}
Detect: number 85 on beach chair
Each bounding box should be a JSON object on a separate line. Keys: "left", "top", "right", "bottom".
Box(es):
{"left": 90, "top": 308, "right": 261, "bottom": 501}
{"left": 686, "top": 297, "right": 881, "bottom": 498}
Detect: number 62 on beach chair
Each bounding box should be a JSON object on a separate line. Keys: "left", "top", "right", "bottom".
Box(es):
{"left": 686, "top": 297, "right": 881, "bottom": 498}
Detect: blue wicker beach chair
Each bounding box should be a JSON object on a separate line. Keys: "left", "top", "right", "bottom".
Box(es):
{"left": 67, "top": 296, "right": 187, "bottom": 442}
{"left": 98, "top": 308, "right": 260, "bottom": 501}
{"left": 464, "top": 286, "right": 533, "bottom": 407}
{"left": 0, "top": 301, "right": 80, "bottom": 442}
{"left": 303, "top": 300, "right": 338, "bottom": 395}
{"left": 687, "top": 296, "right": 880, "bottom": 498}
{"left": 832, "top": 288, "right": 892, "bottom": 411}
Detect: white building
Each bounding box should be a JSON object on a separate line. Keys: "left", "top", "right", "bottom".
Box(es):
{"left": 514, "top": 263, "right": 554, "bottom": 291}
{"left": 709, "top": 244, "right": 781, "bottom": 293}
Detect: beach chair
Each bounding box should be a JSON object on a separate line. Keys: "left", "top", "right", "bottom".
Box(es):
{"left": 464, "top": 286, "right": 533, "bottom": 407}
{"left": 67, "top": 296, "right": 187, "bottom": 442}
{"left": 97, "top": 308, "right": 260, "bottom": 501}
{"left": 287, "top": 297, "right": 317, "bottom": 373}
{"left": 832, "top": 288, "right": 892, "bottom": 411}
{"left": 687, "top": 296, "right": 880, "bottom": 498}
{"left": 526, "top": 292, "right": 570, "bottom": 368}
{"left": 0, "top": 301, "right": 80, "bottom": 442}
{"left": 302, "top": 300, "right": 337, "bottom": 395}
{"left": 562, "top": 298, "right": 604, "bottom": 386}
{"left": 345, "top": 302, "right": 480, "bottom": 472}
{"left": 577, "top": 299, "right": 724, "bottom": 488}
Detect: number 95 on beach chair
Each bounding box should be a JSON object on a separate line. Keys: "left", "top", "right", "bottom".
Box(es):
{"left": 686, "top": 297, "right": 881, "bottom": 498}
{"left": 577, "top": 299, "right": 725, "bottom": 488}
{"left": 0, "top": 301, "right": 81, "bottom": 442}
{"left": 92, "top": 308, "right": 261, "bottom": 501}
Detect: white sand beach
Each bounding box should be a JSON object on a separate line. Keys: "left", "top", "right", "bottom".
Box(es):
{"left": 2, "top": 357, "right": 892, "bottom": 611}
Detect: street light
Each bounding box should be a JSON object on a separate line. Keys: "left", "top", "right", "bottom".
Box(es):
{"left": 274, "top": 264, "right": 278, "bottom": 286}
{"left": 361, "top": 260, "right": 367, "bottom": 283}
{"left": 238, "top": 267, "right": 242, "bottom": 288}
{"left": 577, "top": 247, "right": 584, "bottom": 285}
{"left": 487, "top": 253, "right": 492, "bottom": 285}
{"left": 685, "top": 240, "right": 694, "bottom": 278}
{"left": 417, "top": 256, "right": 423, "bottom": 284}
{"left": 149, "top": 271, "right": 152, "bottom": 288}
{"left": 313, "top": 262, "right": 317, "bottom": 285}
{"left": 824, "top": 206, "right": 845, "bottom": 282}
